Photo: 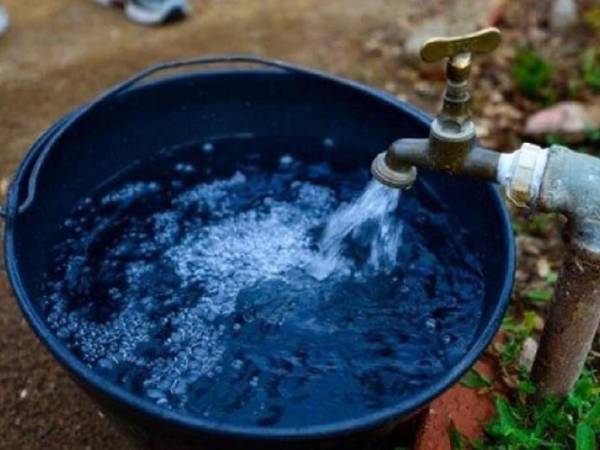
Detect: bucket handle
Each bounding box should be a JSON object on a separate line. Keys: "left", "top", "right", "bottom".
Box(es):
{"left": 5, "top": 55, "right": 338, "bottom": 219}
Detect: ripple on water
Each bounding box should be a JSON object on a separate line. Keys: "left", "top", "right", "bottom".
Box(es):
{"left": 43, "top": 148, "right": 484, "bottom": 428}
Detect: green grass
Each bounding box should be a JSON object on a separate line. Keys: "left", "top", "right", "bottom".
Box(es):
{"left": 511, "top": 49, "right": 555, "bottom": 102}
{"left": 452, "top": 309, "right": 600, "bottom": 449}
{"left": 524, "top": 288, "right": 553, "bottom": 303}
{"left": 475, "top": 369, "right": 600, "bottom": 450}
{"left": 512, "top": 213, "right": 556, "bottom": 237}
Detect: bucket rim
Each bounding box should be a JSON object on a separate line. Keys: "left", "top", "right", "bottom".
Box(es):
{"left": 4, "top": 64, "right": 515, "bottom": 440}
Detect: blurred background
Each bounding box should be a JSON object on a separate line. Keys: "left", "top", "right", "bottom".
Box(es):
{"left": 0, "top": 0, "right": 598, "bottom": 448}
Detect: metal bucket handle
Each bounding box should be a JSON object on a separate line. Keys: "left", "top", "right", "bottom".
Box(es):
{"left": 3, "top": 55, "right": 337, "bottom": 219}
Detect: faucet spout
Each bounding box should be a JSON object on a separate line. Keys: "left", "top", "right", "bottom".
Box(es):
{"left": 371, "top": 138, "right": 500, "bottom": 189}
{"left": 370, "top": 140, "right": 422, "bottom": 189}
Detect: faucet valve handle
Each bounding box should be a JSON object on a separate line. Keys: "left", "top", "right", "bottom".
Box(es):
{"left": 419, "top": 28, "right": 502, "bottom": 162}
{"left": 421, "top": 27, "right": 501, "bottom": 85}
{"left": 420, "top": 27, "right": 502, "bottom": 66}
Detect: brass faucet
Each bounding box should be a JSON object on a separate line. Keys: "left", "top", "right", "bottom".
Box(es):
{"left": 373, "top": 27, "right": 600, "bottom": 400}
{"left": 371, "top": 27, "right": 503, "bottom": 188}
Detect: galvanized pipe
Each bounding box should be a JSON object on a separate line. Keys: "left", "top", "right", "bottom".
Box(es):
{"left": 530, "top": 147, "right": 600, "bottom": 396}
{"left": 531, "top": 242, "right": 600, "bottom": 397}
{"left": 493, "top": 145, "right": 600, "bottom": 397}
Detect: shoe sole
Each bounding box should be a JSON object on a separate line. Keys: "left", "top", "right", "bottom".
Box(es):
{"left": 125, "top": 0, "right": 189, "bottom": 25}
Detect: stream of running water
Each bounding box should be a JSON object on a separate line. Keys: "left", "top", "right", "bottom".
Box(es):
{"left": 309, "top": 180, "right": 403, "bottom": 280}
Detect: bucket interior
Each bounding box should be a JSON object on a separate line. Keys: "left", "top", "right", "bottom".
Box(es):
{"left": 7, "top": 69, "right": 514, "bottom": 434}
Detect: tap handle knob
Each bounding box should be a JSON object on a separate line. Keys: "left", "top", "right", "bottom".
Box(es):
{"left": 420, "top": 28, "right": 501, "bottom": 153}
{"left": 420, "top": 27, "right": 502, "bottom": 64}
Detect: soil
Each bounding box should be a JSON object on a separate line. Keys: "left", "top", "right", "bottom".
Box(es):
{"left": 0, "top": 0, "right": 594, "bottom": 448}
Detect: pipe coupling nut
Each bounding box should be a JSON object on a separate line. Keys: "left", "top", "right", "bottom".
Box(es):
{"left": 498, "top": 143, "right": 549, "bottom": 207}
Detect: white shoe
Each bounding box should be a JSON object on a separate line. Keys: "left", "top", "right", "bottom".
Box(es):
{"left": 125, "top": 0, "right": 190, "bottom": 26}
{"left": 93, "top": 0, "right": 125, "bottom": 6}
{"left": 0, "top": 5, "right": 9, "bottom": 36}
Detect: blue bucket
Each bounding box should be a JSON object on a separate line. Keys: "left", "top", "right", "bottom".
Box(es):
{"left": 3, "top": 56, "right": 515, "bottom": 449}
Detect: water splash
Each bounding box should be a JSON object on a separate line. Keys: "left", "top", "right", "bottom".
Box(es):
{"left": 309, "top": 180, "right": 403, "bottom": 280}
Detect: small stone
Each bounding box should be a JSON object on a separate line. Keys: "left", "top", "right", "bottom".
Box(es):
{"left": 518, "top": 337, "right": 539, "bottom": 373}
{"left": 549, "top": 0, "right": 578, "bottom": 30}
{"left": 533, "top": 315, "right": 545, "bottom": 332}
{"left": 524, "top": 102, "right": 600, "bottom": 143}
{"left": 383, "top": 81, "right": 396, "bottom": 93}
{"left": 536, "top": 258, "right": 551, "bottom": 278}
{"left": 0, "top": 177, "right": 9, "bottom": 198}
{"left": 19, "top": 388, "right": 28, "bottom": 400}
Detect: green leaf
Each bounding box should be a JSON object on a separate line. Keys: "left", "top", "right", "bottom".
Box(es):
{"left": 522, "top": 311, "right": 541, "bottom": 334}
{"left": 517, "top": 378, "right": 536, "bottom": 395}
{"left": 546, "top": 133, "right": 567, "bottom": 146}
{"left": 495, "top": 397, "right": 519, "bottom": 431}
{"left": 498, "top": 335, "right": 524, "bottom": 367}
{"left": 545, "top": 271, "right": 558, "bottom": 285}
{"left": 448, "top": 424, "right": 465, "bottom": 450}
{"left": 460, "top": 368, "right": 493, "bottom": 389}
{"left": 470, "top": 437, "right": 486, "bottom": 450}
{"left": 584, "top": 400, "right": 600, "bottom": 428}
{"left": 525, "top": 288, "right": 553, "bottom": 302}
{"left": 587, "top": 128, "right": 600, "bottom": 143}
{"left": 576, "top": 422, "right": 596, "bottom": 450}
{"left": 511, "top": 49, "right": 554, "bottom": 101}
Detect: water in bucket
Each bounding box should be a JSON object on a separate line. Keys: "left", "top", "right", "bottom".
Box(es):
{"left": 42, "top": 138, "right": 484, "bottom": 428}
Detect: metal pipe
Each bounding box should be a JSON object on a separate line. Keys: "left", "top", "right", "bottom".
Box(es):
{"left": 489, "top": 144, "right": 600, "bottom": 397}
{"left": 530, "top": 147, "right": 600, "bottom": 397}
{"left": 531, "top": 242, "right": 600, "bottom": 397}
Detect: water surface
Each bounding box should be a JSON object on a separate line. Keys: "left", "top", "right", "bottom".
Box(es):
{"left": 42, "top": 140, "right": 484, "bottom": 428}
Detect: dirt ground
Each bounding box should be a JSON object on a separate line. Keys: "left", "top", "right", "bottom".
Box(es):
{"left": 0, "top": 1, "right": 440, "bottom": 449}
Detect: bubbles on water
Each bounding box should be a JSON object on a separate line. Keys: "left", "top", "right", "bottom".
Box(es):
{"left": 174, "top": 162, "right": 195, "bottom": 174}
{"left": 322, "top": 137, "right": 335, "bottom": 149}
{"left": 279, "top": 154, "right": 294, "bottom": 169}
{"left": 100, "top": 181, "right": 160, "bottom": 206}
{"left": 42, "top": 144, "right": 484, "bottom": 429}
